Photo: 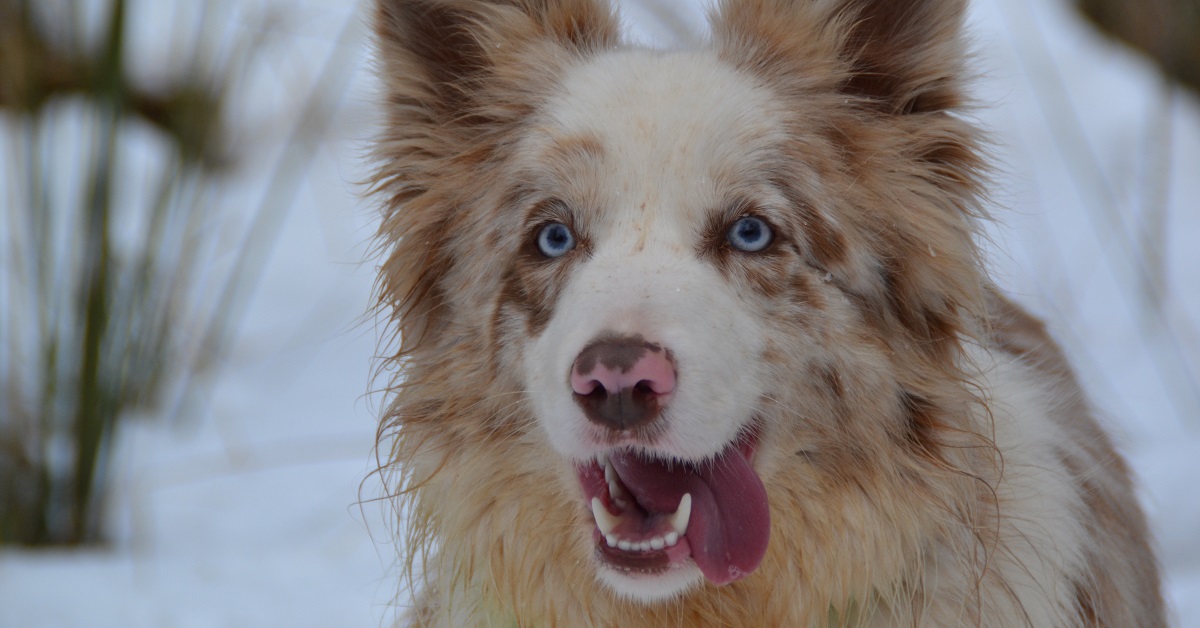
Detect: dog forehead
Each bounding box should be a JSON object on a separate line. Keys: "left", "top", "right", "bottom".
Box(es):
{"left": 548, "top": 49, "right": 778, "bottom": 135}
{"left": 532, "top": 49, "right": 788, "bottom": 223}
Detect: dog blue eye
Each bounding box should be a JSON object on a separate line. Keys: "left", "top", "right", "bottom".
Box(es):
{"left": 727, "top": 216, "right": 773, "bottom": 252}
{"left": 536, "top": 222, "right": 576, "bottom": 258}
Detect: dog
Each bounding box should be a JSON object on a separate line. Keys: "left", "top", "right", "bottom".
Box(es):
{"left": 368, "top": 0, "right": 1166, "bottom": 624}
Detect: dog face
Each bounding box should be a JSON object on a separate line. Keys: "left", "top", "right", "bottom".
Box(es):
{"left": 374, "top": 0, "right": 984, "bottom": 607}
{"left": 519, "top": 51, "right": 784, "bottom": 462}
{"left": 514, "top": 51, "right": 791, "bottom": 596}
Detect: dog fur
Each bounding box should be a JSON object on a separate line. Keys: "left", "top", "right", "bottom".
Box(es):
{"left": 368, "top": 0, "right": 1166, "bottom": 625}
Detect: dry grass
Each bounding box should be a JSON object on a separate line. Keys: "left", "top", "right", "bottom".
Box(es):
{"left": 0, "top": 0, "right": 351, "bottom": 546}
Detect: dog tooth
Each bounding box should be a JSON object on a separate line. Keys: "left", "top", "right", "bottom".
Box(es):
{"left": 604, "top": 468, "right": 623, "bottom": 497}
{"left": 665, "top": 531, "right": 679, "bottom": 547}
{"left": 591, "top": 497, "right": 620, "bottom": 536}
{"left": 618, "top": 539, "right": 632, "bottom": 551}
{"left": 605, "top": 534, "right": 618, "bottom": 548}
{"left": 669, "top": 493, "right": 692, "bottom": 535}
{"left": 650, "top": 536, "right": 665, "bottom": 550}
{"left": 605, "top": 462, "right": 628, "bottom": 495}
{"left": 597, "top": 452, "right": 608, "bottom": 468}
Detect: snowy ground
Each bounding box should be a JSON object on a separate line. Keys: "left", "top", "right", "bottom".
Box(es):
{"left": 1, "top": 0, "right": 1196, "bottom": 626}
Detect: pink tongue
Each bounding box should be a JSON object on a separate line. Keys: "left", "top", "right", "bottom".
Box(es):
{"left": 610, "top": 446, "right": 770, "bottom": 585}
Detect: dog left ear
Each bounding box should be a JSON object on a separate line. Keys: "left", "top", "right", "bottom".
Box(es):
{"left": 712, "top": 0, "right": 969, "bottom": 115}
{"left": 837, "top": 0, "right": 968, "bottom": 114}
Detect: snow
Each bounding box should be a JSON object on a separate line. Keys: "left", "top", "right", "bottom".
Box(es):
{"left": 2, "top": 0, "right": 1196, "bottom": 625}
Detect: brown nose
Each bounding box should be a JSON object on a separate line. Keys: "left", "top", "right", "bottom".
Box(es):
{"left": 570, "top": 335, "right": 676, "bottom": 431}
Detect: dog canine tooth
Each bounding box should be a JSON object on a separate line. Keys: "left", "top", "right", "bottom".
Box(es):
{"left": 669, "top": 493, "right": 692, "bottom": 535}
{"left": 603, "top": 462, "right": 624, "bottom": 496}
{"left": 664, "top": 531, "right": 679, "bottom": 547}
{"left": 605, "top": 534, "right": 618, "bottom": 548}
{"left": 591, "top": 497, "right": 620, "bottom": 536}
{"left": 603, "top": 458, "right": 630, "bottom": 506}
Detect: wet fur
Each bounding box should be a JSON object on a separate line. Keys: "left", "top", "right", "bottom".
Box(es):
{"left": 369, "top": 0, "right": 1166, "bottom": 625}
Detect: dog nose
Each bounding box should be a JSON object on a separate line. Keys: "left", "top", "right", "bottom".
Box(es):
{"left": 570, "top": 336, "right": 676, "bottom": 431}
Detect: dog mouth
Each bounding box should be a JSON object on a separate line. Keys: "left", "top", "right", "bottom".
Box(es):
{"left": 575, "top": 431, "right": 770, "bottom": 586}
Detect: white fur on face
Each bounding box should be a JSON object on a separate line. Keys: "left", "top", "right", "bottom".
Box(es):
{"left": 594, "top": 562, "right": 705, "bottom": 603}
{"left": 521, "top": 50, "right": 792, "bottom": 464}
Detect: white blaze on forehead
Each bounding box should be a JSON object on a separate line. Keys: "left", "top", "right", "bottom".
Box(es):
{"left": 547, "top": 49, "right": 785, "bottom": 159}
{"left": 540, "top": 49, "right": 790, "bottom": 236}
{"left": 520, "top": 50, "right": 790, "bottom": 465}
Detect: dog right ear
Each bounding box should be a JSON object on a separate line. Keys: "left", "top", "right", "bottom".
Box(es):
{"left": 371, "top": 1, "right": 618, "bottom": 360}
{"left": 374, "top": 0, "right": 619, "bottom": 126}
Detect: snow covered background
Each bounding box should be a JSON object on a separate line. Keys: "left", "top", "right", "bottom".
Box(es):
{"left": 1, "top": 0, "right": 1196, "bottom": 625}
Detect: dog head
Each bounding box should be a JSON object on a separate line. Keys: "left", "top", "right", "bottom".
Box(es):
{"left": 374, "top": 0, "right": 985, "bottom": 607}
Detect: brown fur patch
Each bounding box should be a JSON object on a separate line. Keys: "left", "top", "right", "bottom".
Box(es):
{"left": 899, "top": 389, "right": 940, "bottom": 458}
{"left": 496, "top": 265, "right": 554, "bottom": 336}
{"left": 774, "top": 180, "right": 849, "bottom": 268}
{"left": 492, "top": 198, "right": 590, "bottom": 337}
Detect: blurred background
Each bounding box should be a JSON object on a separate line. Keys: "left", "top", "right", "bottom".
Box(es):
{"left": 0, "top": 0, "right": 1196, "bottom": 625}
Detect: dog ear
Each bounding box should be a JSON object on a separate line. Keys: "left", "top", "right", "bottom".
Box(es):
{"left": 712, "top": 0, "right": 968, "bottom": 114}
{"left": 371, "top": 1, "right": 618, "bottom": 358}
{"left": 835, "top": 0, "right": 967, "bottom": 114}
{"left": 374, "top": 0, "right": 619, "bottom": 123}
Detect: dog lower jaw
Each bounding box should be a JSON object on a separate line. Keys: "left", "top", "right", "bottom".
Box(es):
{"left": 593, "top": 543, "right": 706, "bottom": 602}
